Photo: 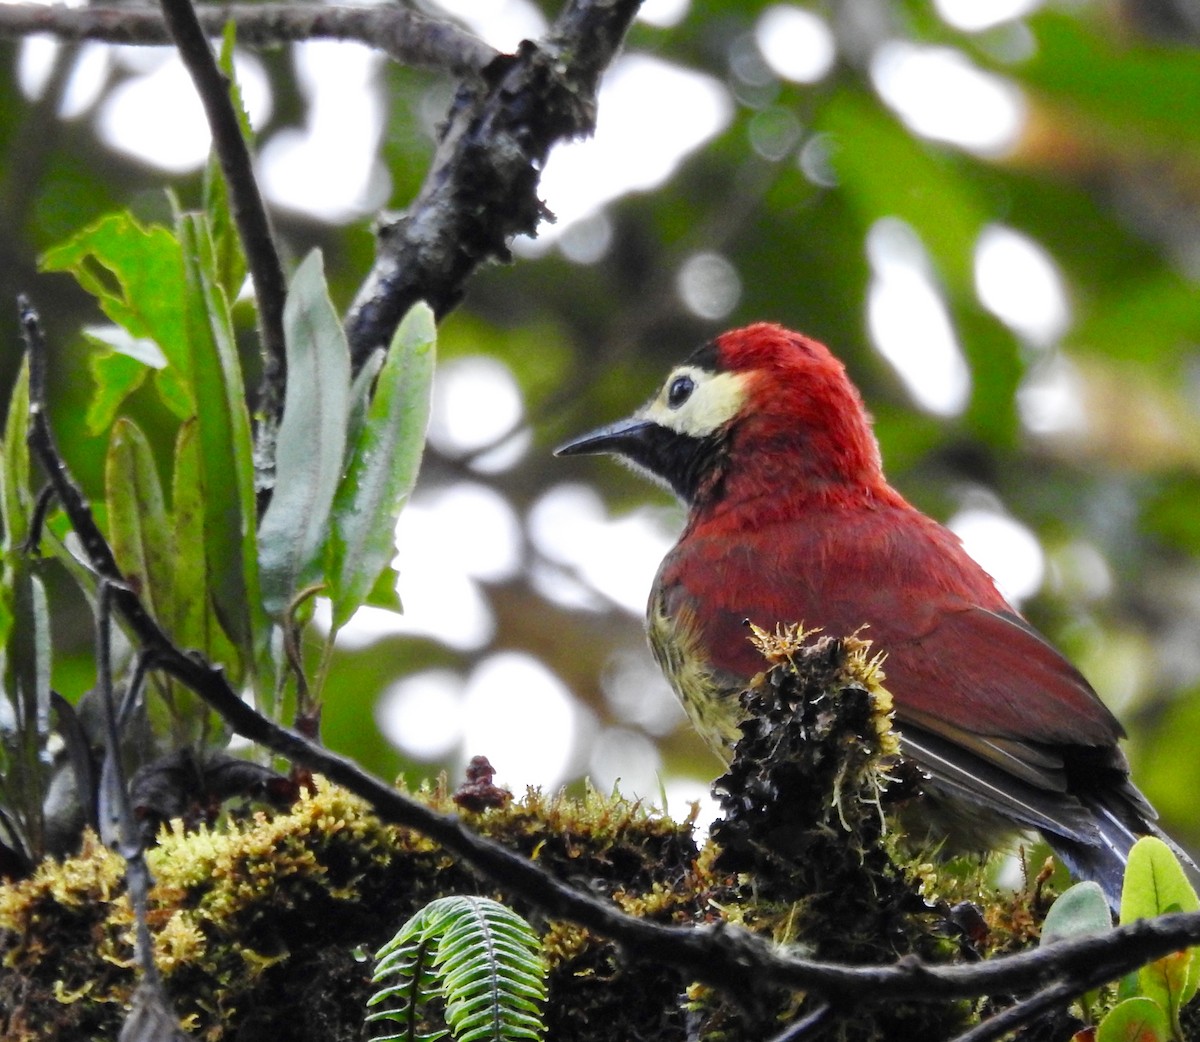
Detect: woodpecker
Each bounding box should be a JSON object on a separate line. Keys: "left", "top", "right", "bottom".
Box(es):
{"left": 557, "top": 321, "right": 1190, "bottom": 903}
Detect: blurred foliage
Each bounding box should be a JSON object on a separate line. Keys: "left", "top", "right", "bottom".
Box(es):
{"left": 2, "top": 0, "right": 1200, "bottom": 861}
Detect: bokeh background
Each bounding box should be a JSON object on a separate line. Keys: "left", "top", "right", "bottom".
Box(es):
{"left": 4, "top": 0, "right": 1200, "bottom": 854}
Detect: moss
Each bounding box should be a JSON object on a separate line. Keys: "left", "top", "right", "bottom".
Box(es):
{"left": 0, "top": 636, "right": 1086, "bottom": 1041}
{"left": 0, "top": 776, "right": 702, "bottom": 1042}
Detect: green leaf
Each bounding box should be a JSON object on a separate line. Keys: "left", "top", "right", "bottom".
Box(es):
{"left": 1121, "top": 837, "right": 1198, "bottom": 922}
{"left": 258, "top": 249, "right": 352, "bottom": 618}
{"left": 1120, "top": 836, "right": 1200, "bottom": 1029}
{"left": 326, "top": 301, "right": 435, "bottom": 629}
{"left": 170, "top": 418, "right": 235, "bottom": 744}
{"left": 370, "top": 896, "right": 547, "bottom": 1042}
{"left": 177, "top": 211, "right": 264, "bottom": 666}
{"left": 40, "top": 211, "right": 194, "bottom": 422}
{"left": 1, "top": 357, "right": 31, "bottom": 552}
{"left": 1042, "top": 881, "right": 1113, "bottom": 944}
{"left": 1042, "top": 879, "right": 1113, "bottom": 1022}
{"left": 1018, "top": 12, "right": 1200, "bottom": 156}
{"left": 202, "top": 22, "right": 250, "bottom": 302}
{"left": 1097, "top": 997, "right": 1171, "bottom": 1042}
{"left": 815, "top": 88, "right": 988, "bottom": 296}
{"left": 105, "top": 418, "right": 174, "bottom": 630}
{"left": 364, "top": 565, "right": 404, "bottom": 615}
{"left": 84, "top": 352, "right": 148, "bottom": 436}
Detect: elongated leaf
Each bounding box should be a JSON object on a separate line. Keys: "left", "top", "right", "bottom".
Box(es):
{"left": 203, "top": 23, "right": 250, "bottom": 302}
{"left": 326, "top": 302, "right": 435, "bottom": 628}
{"left": 258, "top": 249, "right": 351, "bottom": 618}
{"left": 1, "top": 566, "right": 52, "bottom": 854}
{"left": 40, "top": 211, "right": 193, "bottom": 425}
{"left": 177, "top": 212, "right": 264, "bottom": 667}
{"left": 170, "top": 419, "right": 233, "bottom": 745}
{"left": 1, "top": 357, "right": 31, "bottom": 552}
{"left": 106, "top": 419, "right": 173, "bottom": 627}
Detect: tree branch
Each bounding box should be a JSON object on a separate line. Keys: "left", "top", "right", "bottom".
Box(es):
{"left": 20, "top": 295, "right": 1200, "bottom": 1037}
{"left": 0, "top": 3, "right": 495, "bottom": 75}
{"left": 344, "top": 0, "right": 643, "bottom": 368}
{"left": 158, "top": 0, "right": 289, "bottom": 481}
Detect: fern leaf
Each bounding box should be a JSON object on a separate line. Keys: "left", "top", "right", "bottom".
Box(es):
{"left": 367, "top": 896, "right": 548, "bottom": 1042}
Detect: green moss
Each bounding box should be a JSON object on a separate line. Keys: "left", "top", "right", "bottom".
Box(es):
{"left": 0, "top": 640, "right": 1075, "bottom": 1041}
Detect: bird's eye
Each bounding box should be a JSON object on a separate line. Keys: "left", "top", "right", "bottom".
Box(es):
{"left": 667, "top": 375, "right": 695, "bottom": 409}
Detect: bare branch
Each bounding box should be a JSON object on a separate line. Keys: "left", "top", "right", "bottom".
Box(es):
{"left": 158, "top": 0, "right": 288, "bottom": 478}
{"left": 0, "top": 3, "right": 495, "bottom": 74}
{"left": 344, "top": 0, "right": 644, "bottom": 368}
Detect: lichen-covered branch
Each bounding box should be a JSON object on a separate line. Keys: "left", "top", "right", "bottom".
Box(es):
{"left": 344, "top": 0, "right": 644, "bottom": 367}
{"left": 0, "top": 3, "right": 495, "bottom": 74}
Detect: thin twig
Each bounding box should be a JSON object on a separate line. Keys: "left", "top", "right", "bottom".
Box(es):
{"left": 767, "top": 1001, "right": 832, "bottom": 1042}
{"left": 95, "top": 581, "right": 162, "bottom": 985}
{"left": 19, "top": 296, "right": 1200, "bottom": 1021}
{"left": 0, "top": 3, "right": 495, "bottom": 75}
{"left": 948, "top": 978, "right": 1077, "bottom": 1042}
{"left": 157, "top": 0, "right": 288, "bottom": 482}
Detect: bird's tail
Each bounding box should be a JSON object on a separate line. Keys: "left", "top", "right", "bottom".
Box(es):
{"left": 1048, "top": 792, "right": 1200, "bottom": 911}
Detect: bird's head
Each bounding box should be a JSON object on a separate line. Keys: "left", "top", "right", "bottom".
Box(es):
{"left": 556, "top": 323, "right": 884, "bottom": 506}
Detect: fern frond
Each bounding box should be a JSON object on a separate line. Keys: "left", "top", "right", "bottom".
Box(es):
{"left": 367, "top": 896, "right": 548, "bottom": 1042}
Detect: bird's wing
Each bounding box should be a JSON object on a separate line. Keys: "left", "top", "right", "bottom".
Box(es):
{"left": 658, "top": 504, "right": 1143, "bottom": 837}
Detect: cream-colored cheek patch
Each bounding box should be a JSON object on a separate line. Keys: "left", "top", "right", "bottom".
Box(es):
{"left": 638, "top": 367, "right": 749, "bottom": 439}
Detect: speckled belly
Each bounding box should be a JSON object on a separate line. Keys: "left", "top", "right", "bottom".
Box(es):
{"left": 646, "top": 591, "right": 745, "bottom": 760}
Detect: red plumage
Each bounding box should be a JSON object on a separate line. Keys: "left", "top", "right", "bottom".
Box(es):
{"left": 558, "top": 321, "right": 1190, "bottom": 902}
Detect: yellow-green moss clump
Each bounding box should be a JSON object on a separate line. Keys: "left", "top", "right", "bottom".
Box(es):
{"left": 0, "top": 637, "right": 1064, "bottom": 1042}
{"left": 0, "top": 778, "right": 704, "bottom": 1042}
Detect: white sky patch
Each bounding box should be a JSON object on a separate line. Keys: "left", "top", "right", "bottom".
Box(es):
{"left": 870, "top": 42, "right": 1025, "bottom": 156}
{"left": 529, "top": 483, "right": 678, "bottom": 615}
{"left": 56, "top": 42, "right": 111, "bottom": 119}
{"left": 408, "top": 483, "right": 523, "bottom": 583}
{"left": 754, "top": 5, "right": 837, "bottom": 83}
{"left": 377, "top": 669, "right": 464, "bottom": 760}
{"left": 462, "top": 652, "right": 578, "bottom": 789}
{"left": 588, "top": 727, "right": 662, "bottom": 798}
{"left": 866, "top": 218, "right": 970, "bottom": 417}
{"left": 260, "top": 41, "right": 386, "bottom": 222}
{"left": 1048, "top": 541, "right": 1113, "bottom": 604}
{"left": 427, "top": 355, "right": 524, "bottom": 456}
{"left": 677, "top": 251, "right": 742, "bottom": 320}
{"left": 638, "top": 0, "right": 691, "bottom": 29}
{"left": 18, "top": 36, "right": 61, "bottom": 101}
{"left": 558, "top": 213, "right": 615, "bottom": 265}
{"left": 975, "top": 225, "right": 1070, "bottom": 346}
{"left": 948, "top": 506, "right": 1045, "bottom": 605}
{"left": 522, "top": 54, "right": 732, "bottom": 246}
{"left": 661, "top": 777, "right": 721, "bottom": 836}
{"left": 1018, "top": 355, "right": 1088, "bottom": 436}
{"left": 427, "top": 0, "right": 547, "bottom": 52}
{"left": 934, "top": 0, "right": 1043, "bottom": 33}
{"left": 319, "top": 482, "right": 521, "bottom": 650}
{"left": 602, "top": 650, "right": 685, "bottom": 736}
{"left": 97, "top": 49, "right": 270, "bottom": 172}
